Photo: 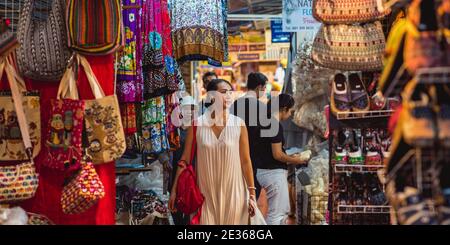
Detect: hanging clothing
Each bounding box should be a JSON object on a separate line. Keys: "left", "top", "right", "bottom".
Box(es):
{"left": 196, "top": 113, "right": 249, "bottom": 225}
{"left": 170, "top": 0, "right": 227, "bottom": 63}
{"left": 117, "top": 0, "right": 143, "bottom": 103}
{"left": 142, "top": 0, "right": 179, "bottom": 99}
{"left": 142, "top": 96, "right": 169, "bottom": 154}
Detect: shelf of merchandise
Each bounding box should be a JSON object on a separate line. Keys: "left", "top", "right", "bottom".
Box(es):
{"left": 337, "top": 205, "right": 391, "bottom": 214}
{"left": 334, "top": 164, "right": 385, "bottom": 174}
{"left": 336, "top": 110, "right": 394, "bottom": 120}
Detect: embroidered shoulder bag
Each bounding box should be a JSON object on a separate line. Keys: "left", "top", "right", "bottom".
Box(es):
{"left": 0, "top": 57, "right": 39, "bottom": 203}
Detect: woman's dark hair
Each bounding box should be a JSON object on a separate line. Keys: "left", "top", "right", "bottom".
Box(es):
{"left": 247, "top": 72, "right": 268, "bottom": 90}
{"left": 202, "top": 71, "right": 218, "bottom": 89}
{"left": 267, "top": 94, "right": 295, "bottom": 116}
{"left": 204, "top": 79, "right": 233, "bottom": 108}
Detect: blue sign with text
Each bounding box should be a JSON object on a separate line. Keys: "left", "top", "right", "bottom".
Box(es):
{"left": 271, "top": 20, "right": 291, "bottom": 43}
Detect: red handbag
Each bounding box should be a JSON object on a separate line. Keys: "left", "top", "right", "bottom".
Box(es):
{"left": 175, "top": 125, "right": 204, "bottom": 222}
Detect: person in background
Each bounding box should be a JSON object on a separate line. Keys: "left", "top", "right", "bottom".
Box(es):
{"left": 274, "top": 59, "right": 287, "bottom": 91}
{"left": 170, "top": 96, "right": 198, "bottom": 225}
{"left": 230, "top": 72, "right": 268, "bottom": 200}
{"left": 169, "top": 79, "right": 257, "bottom": 225}
{"left": 257, "top": 94, "right": 308, "bottom": 225}
{"left": 199, "top": 71, "right": 218, "bottom": 115}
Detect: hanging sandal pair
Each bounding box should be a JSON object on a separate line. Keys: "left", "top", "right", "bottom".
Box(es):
{"left": 331, "top": 73, "right": 370, "bottom": 117}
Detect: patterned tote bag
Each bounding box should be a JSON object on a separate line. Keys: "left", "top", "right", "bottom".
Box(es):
{"left": 45, "top": 63, "right": 85, "bottom": 171}
{"left": 0, "top": 57, "right": 39, "bottom": 203}
{"left": 76, "top": 54, "right": 126, "bottom": 164}
{"left": 0, "top": 56, "right": 41, "bottom": 161}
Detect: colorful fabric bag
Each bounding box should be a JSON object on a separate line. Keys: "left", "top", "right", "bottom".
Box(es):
{"left": 74, "top": 54, "right": 126, "bottom": 165}
{"left": 312, "top": 22, "right": 386, "bottom": 71}
{"left": 0, "top": 162, "right": 39, "bottom": 203}
{"left": 45, "top": 64, "right": 85, "bottom": 171}
{"left": 16, "top": 0, "right": 71, "bottom": 81}
{"left": 0, "top": 56, "right": 41, "bottom": 161}
{"left": 313, "top": 0, "right": 391, "bottom": 24}
{"left": 61, "top": 159, "right": 105, "bottom": 214}
{"left": 0, "top": 57, "right": 39, "bottom": 204}
{"left": 66, "top": 0, "right": 124, "bottom": 55}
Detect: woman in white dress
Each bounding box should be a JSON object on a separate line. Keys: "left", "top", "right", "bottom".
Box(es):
{"left": 169, "top": 79, "right": 256, "bottom": 225}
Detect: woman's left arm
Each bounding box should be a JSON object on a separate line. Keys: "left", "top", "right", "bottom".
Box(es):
{"left": 239, "top": 124, "right": 256, "bottom": 199}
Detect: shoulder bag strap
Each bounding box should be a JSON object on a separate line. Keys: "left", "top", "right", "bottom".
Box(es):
{"left": 76, "top": 54, "right": 106, "bottom": 99}
{"left": 2, "top": 58, "right": 33, "bottom": 160}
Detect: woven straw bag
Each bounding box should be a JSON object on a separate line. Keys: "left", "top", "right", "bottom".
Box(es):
{"left": 313, "top": 0, "right": 391, "bottom": 24}
{"left": 312, "top": 22, "right": 386, "bottom": 71}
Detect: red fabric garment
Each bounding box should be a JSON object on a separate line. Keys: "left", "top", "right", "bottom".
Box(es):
{"left": 0, "top": 55, "right": 116, "bottom": 225}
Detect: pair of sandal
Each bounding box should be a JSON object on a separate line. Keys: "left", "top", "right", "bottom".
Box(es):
{"left": 331, "top": 73, "right": 370, "bottom": 117}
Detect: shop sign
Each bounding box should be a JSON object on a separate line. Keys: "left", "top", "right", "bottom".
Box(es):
{"left": 271, "top": 20, "right": 291, "bottom": 43}
{"left": 229, "top": 45, "right": 248, "bottom": 52}
{"left": 238, "top": 53, "right": 260, "bottom": 61}
{"left": 249, "top": 44, "right": 266, "bottom": 52}
{"left": 282, "top": 0, "right": 321, "bottom": 32}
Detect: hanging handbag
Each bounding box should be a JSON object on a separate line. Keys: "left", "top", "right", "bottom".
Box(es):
{"left": 16, "top": 0, "right": 71, "bottom": 81}
{"left": 75, "top": 54, "right": 126, "bottom": 164}
{"left": 0, "top": 56, "right": 41, "bottom": 161}
{"left": 175, "top": 125, "right": 204, "bottom": 219}
{"left": 61, "top": 157, "right": 105, "bottom": 214}
{"left": 66, "top": 0, "right": 124, "bottom": 55}
{"left": 312, "top": 22, "right": 386, "bottom": 71}
{"left": 313, "top": 0, "right": 391, "bottom": 24}
{"left": 0, "top": 57, "right": 39, "bottom": 204}
{"left": 45, "top": 61, "right": 85, "bottom": 171}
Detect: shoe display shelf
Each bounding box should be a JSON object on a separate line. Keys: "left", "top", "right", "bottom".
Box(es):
{"left": 328, "top": 118, "right": 391, "bottom": 225}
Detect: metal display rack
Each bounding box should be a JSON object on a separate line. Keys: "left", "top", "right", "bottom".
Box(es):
{"left": 328, "top": 112, "right": 391, "bottom": 225}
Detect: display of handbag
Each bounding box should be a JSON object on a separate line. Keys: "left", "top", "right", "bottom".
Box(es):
{"left": 61, "top": 157, "right": 105, "bottom": 214}
{"left": 16, "top": 0, "right": 71, "bottom": 81}
{"left": 66, "top": 0, "right": 124, "bottom": 55}
{"left": 0, "top": 57, "right": 39, "bottom": 204}
{"left": 74, "top": 54, "right": 126, "bottom": 164}
{"left": 312, "top": 22, "right": 386, "bottom": 71}
{"left": 313, "top": 0, "right": 391, "bottom": 24}
{"left": 45, "top": 62, "right": 85, "bottom": 171}
{"left": 0, "top": 56, "right": 41, "bottom": 161}
{"left": 176, "top": 125, "right": 204, "bottom": 217}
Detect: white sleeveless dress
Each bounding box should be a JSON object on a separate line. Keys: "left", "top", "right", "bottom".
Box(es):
{"left": 196, "top": 113, "right": 249, "bottom": 225}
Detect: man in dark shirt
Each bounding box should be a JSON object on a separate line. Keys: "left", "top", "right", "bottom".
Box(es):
{"left": 256, "top": 94, "right": 308, "bottom": 225}
{"left": 230, "top": 72, "right": 268, "bottom": 199}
